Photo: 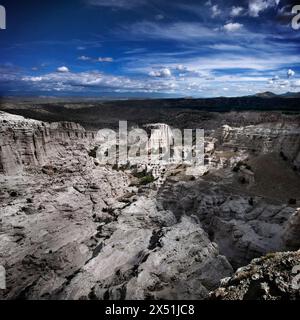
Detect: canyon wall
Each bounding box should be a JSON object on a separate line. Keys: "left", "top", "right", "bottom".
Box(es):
{"left": 221, "top": 123, "right": 300, "bottom": 168}
{"left": 0, "top": 112, "right": 95, "bottom": 175}
{"left": 0, "top": 111, "right": 299, "bottom": 300}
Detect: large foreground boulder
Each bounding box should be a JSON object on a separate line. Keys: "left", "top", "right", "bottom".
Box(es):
{"left": 211, "top": 250, "right": 300, "bottom": 300}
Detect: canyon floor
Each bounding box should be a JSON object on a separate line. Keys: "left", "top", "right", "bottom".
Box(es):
{"left": 0, "top": 100, "right": 299, "bottom": 300}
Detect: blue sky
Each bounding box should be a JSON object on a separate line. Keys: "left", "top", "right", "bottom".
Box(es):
{"left": 0, "top": 0, "right": 299, "bottom": 97}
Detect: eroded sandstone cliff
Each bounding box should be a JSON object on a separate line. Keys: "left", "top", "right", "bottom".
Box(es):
{"left": 0, "top": 111, "right": 299, "bottom": 300}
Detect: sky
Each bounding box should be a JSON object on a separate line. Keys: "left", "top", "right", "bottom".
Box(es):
{"left": 0, "top": 0, "right": 299, "bottom": 98}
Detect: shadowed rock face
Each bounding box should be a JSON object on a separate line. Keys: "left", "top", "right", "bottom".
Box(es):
{"left": 221, "top": 123, "right": 300, "bottom": 170}
{"left": 158, "top": 180, "right": 295, "bottom": 269}
{"left": 0, "top": 109, "right": 299, "bottom": 300}
{"left": 283, "top": 209, "right": 300, "bottom": 250}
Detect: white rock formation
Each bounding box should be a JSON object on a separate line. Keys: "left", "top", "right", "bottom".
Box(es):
{"left": 0, "top": 111, "right": 94, "bottom": 175}
{"left": 221, "top": 123, "right": 300, "bottom": 168}
{"left": 57, "top": 198, "right": 232, "bottom": 300}
{"left": 0, "top": 111, "right": 299, "bottom": 300}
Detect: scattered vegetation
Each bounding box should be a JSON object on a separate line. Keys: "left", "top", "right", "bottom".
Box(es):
{"left": 139, "top": 175, "right": 155, "bottom": 185}
{"left": 130, "top": 168, "right": 156, "bottom": 186}
{"left": 132, "top": 170, "right": 148, "bottom": 179}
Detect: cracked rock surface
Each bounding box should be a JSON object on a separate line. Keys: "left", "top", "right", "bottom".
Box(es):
{"left": 58, "top": 198, "right": 232, "bottom": 300}
{"left": 0, "top": 111, "right": 299, "bottom": 300}
{"left": 211, "top": 250, "right": 300, "bottom": 300}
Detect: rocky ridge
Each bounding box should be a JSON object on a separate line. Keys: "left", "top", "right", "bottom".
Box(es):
{"left": 211, "top": 250, "right": 300, "bottom": 300}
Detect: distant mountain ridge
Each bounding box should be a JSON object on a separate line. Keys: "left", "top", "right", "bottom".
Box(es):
{"left": 254, "top": 91, "right": 278, "bottom": 98}
{"left": 254, "top": 91, "right": 300, "bottom": 99}
{"left": 279, "top": 92, "right": 300, "bottom": 98}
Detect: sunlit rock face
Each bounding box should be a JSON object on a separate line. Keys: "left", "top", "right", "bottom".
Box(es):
{"left": 0, "top": 112, "right": 94, "bottom": 175}
{"left": 0, "top": 110, "right": 299, "bottom": 300}
{"left": 147, "top": 123, "right": 174, "bottom": 153}
{"left": 0, "top": 112, "right": 131, "bottom": 299}
{"left": 57, "top": 198, "right": 232, "bottom": 300}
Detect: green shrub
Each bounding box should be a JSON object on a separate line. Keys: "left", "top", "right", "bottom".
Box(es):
{"left": 139, "top": 175, "right": 155, "bottom": 185}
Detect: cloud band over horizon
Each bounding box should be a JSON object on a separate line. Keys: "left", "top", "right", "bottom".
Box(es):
{"left": 0, "top": 0, "right": 299, "bottom": 97}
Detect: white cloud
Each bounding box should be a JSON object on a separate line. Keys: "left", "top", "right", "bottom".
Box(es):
{"left": 78, "top": 56, "right": 113, "bottom": 62}
{"left": 287, "top": 69, "right": 295, "bottom": 78}
{"left": 208, "top": 44, "right": 244, "bottom": 51}
{"left": 292, "top": 80, "right": 300, "bottom": 88}
{"left": 173, "top": 65, "right": 206, "bottom": 77}
{"left": 98, "top": 57, "right": 114, "bottom": 62}
{"left": 224, "top": 22, "right": 243, "bottom": 32}
{"left": 78, "top": 55, "right": 91, "bottom": 61}
{"left": 279, "top": 80, "right": 289, "bottom": 85}
{"left": 20, "top": 69, "right": 185, "bottom": 94}
{"left": 25, "top": 76, "right": 43, "bottom": 82}
{"left": 211, "top": 5, "right": 221, "bottom": 18}
{"left": 126, "top": 51, "right": 300, "bottom": 79}
{"left": 230, "top": 6, "right": 244, "bottom": 17}
{"left": 149, "top": 68, "right": 172, "bottom": 78}
{"left": 248, "top": 0, "right": 279, "bottom": 17}
{"left": 57, "top": 66, "right": 70, "bottom": 73}
{"left": 16, "top": 67, "right": 297, "bottom": 97}
{"left": 176, "top": 65, "right": 186, "bottom": 71}
{"left": 249, "top": 0, "right": 268, "bottom": 17}
{"left": 22, "top": 71, "right": 141, "bottom": 91}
